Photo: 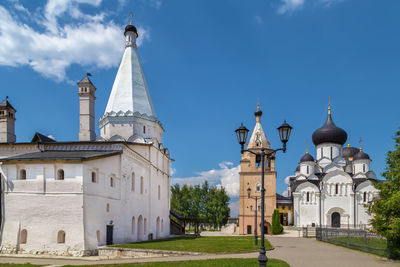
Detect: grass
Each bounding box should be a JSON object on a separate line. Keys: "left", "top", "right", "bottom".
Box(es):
{"left": 111, "top": 235, "right": 273, "bottom": 253}
{"left": 64, "top": 258, "right": 289, "bottom": 267}
{"left": 321, "top": 236, "right": 387, "bottom": 257}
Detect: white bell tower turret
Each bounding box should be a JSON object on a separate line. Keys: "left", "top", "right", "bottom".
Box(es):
{"left": 0, "top": 97, "right": 16, "bottom": 143}
{"left": 98, "top": 14, "right": 163, "bottom": 143}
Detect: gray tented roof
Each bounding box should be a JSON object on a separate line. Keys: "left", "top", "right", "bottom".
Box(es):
{"left": 0, "top": 99, "right": 16, "bottom": 111}
{"left": 0, "top": 150, "right": 121, "bottom": 162}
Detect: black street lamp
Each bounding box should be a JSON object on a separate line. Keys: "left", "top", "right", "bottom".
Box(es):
{"left": 247, "top": 187, "right": 258, "bottom": 247}
{"left": 235, "top": 119, "right": 292, "bottom": 267}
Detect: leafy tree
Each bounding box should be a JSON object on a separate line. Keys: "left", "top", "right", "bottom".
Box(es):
{"left": 271, "top": 209, "right": 283, "bottom": 235}
{"left": 171, "top": 181, "right": 230, "bottom": 231}
{"left": 369, "top": 128, "right": 400, "bottom": 259}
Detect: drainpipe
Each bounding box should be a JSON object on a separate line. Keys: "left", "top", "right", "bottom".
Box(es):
{"left": 352, "top": 181, "right": 356, "bottom": 228}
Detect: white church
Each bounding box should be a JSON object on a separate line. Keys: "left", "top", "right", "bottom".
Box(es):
{"left": 288, "top": 104, "right": 379, "bottom": 228}
{"left": 0, "top": 20, "right": 172, "bottom": 256}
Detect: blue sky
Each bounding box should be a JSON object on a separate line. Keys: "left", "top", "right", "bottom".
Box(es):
{"left": 1, "top": 0, "right": 400, "bottom": 216}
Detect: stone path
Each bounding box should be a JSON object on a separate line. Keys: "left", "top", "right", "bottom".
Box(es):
{"left": 0, "top": 236, "right": 399, "bottom": 266}
{"left": 267, "top": 236, "right": 400, "bottom": 267}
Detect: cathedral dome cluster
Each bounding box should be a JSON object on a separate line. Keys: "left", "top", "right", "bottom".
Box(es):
{"left": 286, "top": 103, "right": 379, "bottom": 228}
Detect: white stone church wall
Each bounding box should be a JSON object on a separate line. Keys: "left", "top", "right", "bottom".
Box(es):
{"left": 0, "top": 163, "right": 85, "bottom": 256}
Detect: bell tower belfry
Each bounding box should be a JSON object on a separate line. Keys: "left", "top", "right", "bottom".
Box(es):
{"left": 239, "top": 104, "right": 277, "bottom": 235}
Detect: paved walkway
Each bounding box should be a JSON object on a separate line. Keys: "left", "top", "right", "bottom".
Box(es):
{"left": 0, "top": 236, "right": 399, "bottom": 266}
{"left": 267, "top": 236, "right": 400, "bottom": 267}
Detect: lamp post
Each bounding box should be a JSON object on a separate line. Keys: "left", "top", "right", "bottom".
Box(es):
{"left": 235, "top": 120, "right": 292, "bottom": 267}
{"left": 247, "top": 187, "right": 258, "bottom": 247}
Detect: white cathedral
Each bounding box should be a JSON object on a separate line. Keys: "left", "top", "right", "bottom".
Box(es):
{"left": 0, "top": 21, "right": 172, "bottom": 256}
{"left": 288, "top": 105, "right": 379, "bottom": 228}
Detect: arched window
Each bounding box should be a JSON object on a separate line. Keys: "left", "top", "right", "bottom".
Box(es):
{"left": 143, "top": 126, "right": 146, "bottom": 134}
{"left": 321, "top": 148, "right": 324, "bottom": 158}
{"left": 335, "top": 184, "right": 339, "bottom": 195}
{"left": 92, "top": 172, "right": 97, "bottom": 183}
{"left": 96, "top": 230, "right": 100, "bottom": 244}
{"left": 19, "top": 169, "right": 26, "bottom": 180}
{"left": 306, "top": 166, "right": 309, "bottom": 175}
{"left": 57, "top": 230, "right": 65, "bottom": 243}
{"left": 131, "top": 172, "right": 135, "bottom": 191}
{"left": 20, "top": 229, "right": 27, "bottom": 244}
{"left": 132, "top": 216, "right": 135, "bottom": 234}
{"left": 255, "top": 183, "right": 261, "bottom": 192}
{"left": 106, "top": 203, "right": 110, "bottom": 212}
{"left": 158, "top": 185, "right": 161, "bottom": 200}
{"left": 57, "top": 169, "right": 64, "bottom": 180}
{"left": 363, "top": 164, "right": 366, "bottom": 172}
{"left": 161, "top": 219, "right": 164, "bottom": 232}
{"left": 110, "top": 177, "right": 114, "bottom": 187}
{"left": 353, "top": 166, "right": 355, "bottom": 173}
{"left": 140, "top": 176, "right": 144, "bottom": 194}
{"left": 330, "top": 147, "right": 333, "bottom": 159}
{"left": 306, "top": 192, "right": 310, "bottom": 202}
{"left": 363, "top": 192, "right": 367, "bottom": 202}
{"left": 144, "top": 218, "right": 147, "bottom": 235}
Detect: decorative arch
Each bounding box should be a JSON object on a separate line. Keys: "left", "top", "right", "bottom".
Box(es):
{"left": 326, "top": 207, "right": 349, "bottom": 227}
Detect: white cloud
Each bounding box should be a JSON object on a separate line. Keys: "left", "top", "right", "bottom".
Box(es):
{"left": 254, "top": 15, "right": 264, "bottom": 24}
{"left": 281, "top": 175, "right": 293, "bottom": 197}
{"left": 277, "top": 0, "right": 343, "bottom": 14}
{"left": 172, "top": 161, "right": 240, "bottom": 198}
{"left": 229, "top": 199, "right": 239, "bottom": 217}
{"left": 0, "top": 1, "right": 151, "bottom": 81}
{"left": 278, "top": 0, "right": 305, "bottom": 14}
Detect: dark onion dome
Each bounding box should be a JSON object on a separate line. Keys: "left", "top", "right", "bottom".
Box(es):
{"left": 312, "top": 112, "right": 347, "bottom": 146}
{"left": 353, "top": 149, "right": 370, "bottom": 161}
{"left": 254, "top": 103, "right": 262, "bottom": 117}
{"left": 300, "top": 152, "right": 315, "bottom": 163}
{"left": 342, "top": 145, "right": 359, "bottom": 158}
{"left": 124, "top": 24, "right": 138, "bottom": 37}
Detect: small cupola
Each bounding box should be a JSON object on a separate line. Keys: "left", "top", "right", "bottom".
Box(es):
{"left": 352, "top": 140, "right": 371, "bottom": 174}
{"left": 299, "top": 149, "right": 315, "bottom": 176}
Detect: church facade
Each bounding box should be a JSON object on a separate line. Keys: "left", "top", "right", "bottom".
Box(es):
{"left": 0, "top": 21, "right": 172, "bottom": 256}
{"left": 288, "top": 105, "right": 378, "bottom": 228}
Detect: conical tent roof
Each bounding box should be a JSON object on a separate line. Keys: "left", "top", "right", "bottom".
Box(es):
{"left": 104, "top": 45, "right": 156, "bottom": 118}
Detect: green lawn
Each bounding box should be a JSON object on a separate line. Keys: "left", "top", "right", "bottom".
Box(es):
{"left": 111, "top": 236, "right": 273, "bottom": 253}
{"left": 323, "top": 236, "right": 387, "bottom": 256}
{"left": 65, "top": 258, "right": 289, "bottom": 267}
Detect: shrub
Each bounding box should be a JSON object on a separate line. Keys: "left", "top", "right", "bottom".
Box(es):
{"left": 271, "top": 209, "right": 283, "bottom": 235}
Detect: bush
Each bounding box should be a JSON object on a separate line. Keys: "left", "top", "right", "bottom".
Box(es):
{"left": 271, "top": 209, "right": 283, "bottom": 235}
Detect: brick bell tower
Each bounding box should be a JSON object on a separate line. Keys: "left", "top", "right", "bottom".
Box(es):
{"left": 239, "top": 104, "right": 277, "bottom": 235}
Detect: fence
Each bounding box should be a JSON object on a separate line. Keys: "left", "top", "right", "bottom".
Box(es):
{"left": 316, "top": 227, "right": 387, "bottom": 256}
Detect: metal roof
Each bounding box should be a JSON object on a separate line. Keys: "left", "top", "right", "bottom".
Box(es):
{"left": 104, "top": 33, "right": 156, "bottom": 118}
{"left": 0, "top": 150, "right": 121, "bottom": 162}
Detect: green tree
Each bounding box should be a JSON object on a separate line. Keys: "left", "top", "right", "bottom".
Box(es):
{"left": 271, "top": 209, "right": 283, "bottom": 235}
{"left": 369, "top": 128, "right": 400, "bottom": 259}
{"left": 171, "top": 181, "right": 230, "bottom": 231}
